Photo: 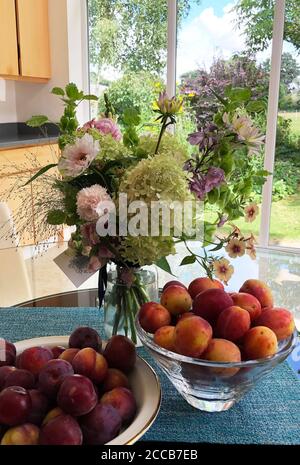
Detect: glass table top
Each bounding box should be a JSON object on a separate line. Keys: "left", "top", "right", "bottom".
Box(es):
{"left": 0, "top": 241, "right": 299, "bottom": 378}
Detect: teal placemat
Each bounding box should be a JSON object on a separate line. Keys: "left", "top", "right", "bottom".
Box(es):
{"left": 0, "top": 306, "right": 299, "bottom": 445}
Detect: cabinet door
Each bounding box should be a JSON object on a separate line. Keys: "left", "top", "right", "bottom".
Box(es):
{"left": 16, "top": 0, "right": 51, "bottom": 79}
{"left": 0, "top": 0, "right": 19, "bottom": 76}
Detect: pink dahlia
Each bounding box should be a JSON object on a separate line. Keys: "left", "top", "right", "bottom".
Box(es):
{"left": 83, "top": 118, "right": 122, "bottom": 141}
{"left": 58, "top": 133, "right": 99, "bottom": 178}
{"left": 76, "top": 184, "right": 113, "bottom": 222}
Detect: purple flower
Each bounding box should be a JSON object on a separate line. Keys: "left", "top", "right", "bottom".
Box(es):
{"left": 205, "top": 167, "right": 225, "bottom": 191}
{"left": 189, "top": 175, "right": 207, "bottom": 200}
{"left": 188, "top": 132, "right": 205, "bottom": 146}
{"left": 187, "top": 123, "right": 219, "bottom": 153}
{"left": 189, "top": 167, "right": 225, "bottom": 201}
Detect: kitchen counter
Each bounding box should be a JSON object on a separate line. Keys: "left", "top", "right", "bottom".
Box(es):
{"left": 0, "top": 122, "right": 59, "bottom": 149}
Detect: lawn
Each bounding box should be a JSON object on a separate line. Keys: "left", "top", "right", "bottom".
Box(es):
{"left": 206, "top": 192, "right": 300, "bottom": 247}
{"left": 279, "top": 111, "right": 300, "bottom": 136}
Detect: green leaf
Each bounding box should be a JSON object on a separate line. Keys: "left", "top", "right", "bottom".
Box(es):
{"left": 51, "top": 87, "right": 65, "bottom": 96}
{"left": 123, "top": 108, "right": 141, "bottom": 126}
{"left": 246, "top": 100, "right": 266, "bottom": 113}
{"left": 180, "top": 255, "right": 196, "bottom": 266}
{"left": 209, "top": 242, "right": 224, "bottom": 252}
{"left": 47, "top": 210, "right": 67, "bottom": 225}
{"left": 24, "top": 163, "right": 57, "bottom": 186}
{"left": 82, "top": 94, "right": 98, "bottom": 101}
{"left": 225, "top": 86, "right": 251, "bottom": 102}
{"left": 65, "top": 83, "right": 80, "bottom": 100}
{"left": 155, "top": 257, "right": 175, "bottom": 276}
{"left": 26, "top": 115, "right": 49, "bottom": 127}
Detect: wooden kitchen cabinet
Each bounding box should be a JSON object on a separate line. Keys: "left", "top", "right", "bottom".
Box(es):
{"left": 0, "top": 143, "right": 59, "bottom": 245}
{"left": 0, "top": 0, "right": 51, "bottom": 81}
{"left": 0, "top": 0, "right": 19, "bottom": 76}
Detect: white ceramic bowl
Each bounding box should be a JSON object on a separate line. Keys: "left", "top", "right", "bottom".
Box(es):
{"left": 14, "top": 336, "right": 161, "bottom": 445}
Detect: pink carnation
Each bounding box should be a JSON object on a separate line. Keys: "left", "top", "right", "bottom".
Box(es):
{"left": 58, "top": 133, "right": 99, "bottom": 178}
{"left": 83, "top": 118, "right": 122, "bottom": 141}
{"left": 76, "top": 184, "right": 113, "bottom": 222}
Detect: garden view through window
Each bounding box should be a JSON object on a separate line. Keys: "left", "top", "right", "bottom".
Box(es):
{"left": 87, "top": 0, "right": 300, "bottom": 249}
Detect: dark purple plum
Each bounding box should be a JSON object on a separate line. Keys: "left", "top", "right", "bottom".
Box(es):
{"left": 0, "top": 386, "right": 31, "bottom": 426}
{"left": 69, "top": 327, "right": 102, "bottom": 352}
{"left": 80, "top": 403, "right": 121, "bottom": 445}
{"left": 38, "top": 359, "right": 74, "bottom": 398}
{"left": 57, "top": 374, "right": 98, "bottom": 416}
{"left": 39, "top": 414, "right": 82, "bottom": 445}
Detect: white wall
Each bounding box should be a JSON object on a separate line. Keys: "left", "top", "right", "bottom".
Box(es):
{"left": 0, "top": 80, "right": 17, "bottom": 123}
{"left": 67, "top": 0, "right": 90, "bottom": 124}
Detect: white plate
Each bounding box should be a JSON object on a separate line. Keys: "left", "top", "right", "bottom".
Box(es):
{"left": 14, "top": 336, "right": 161, "bottom": 445}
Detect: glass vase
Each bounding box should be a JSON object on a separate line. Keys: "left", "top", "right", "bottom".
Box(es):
{"left": 103, "top": 264, "right": 158, "bottom": 345}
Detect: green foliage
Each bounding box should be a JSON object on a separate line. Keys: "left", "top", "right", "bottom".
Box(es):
{"left": 98, "top": 72, "right": 161, "bottom": 126}
{"left": 122, "top": 108, "right": 141, "bottom": 148}
{"left": 88, "top": 0, "right": 201, "bottom": 74}
{"left": 234, "top": 0, "right": 300, "bottom": 52}
{"left": 262, "top": 53, "right": 300, "bottom": 90}
{"left": 26, "top": 115, "right": 49, "bottom": 127}
{"left": 47, "top": 210, "right": 67, "bottom": 225}
{"left": 24, "top": 163, "right": 58, "bottom": 186}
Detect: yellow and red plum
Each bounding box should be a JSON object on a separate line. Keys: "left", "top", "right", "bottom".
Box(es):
{"left": 192, "top": 288, "right": 233, "bottom": 323}
{"left": 160, "top": 285, "right": 192, "bottom": 316}
{"left": 1, "top": 424, "right": 40, "bottom": 445}
{"left": 231, "top": 292, "right": 262, "bottom": 322}
{"left": 216, "top": 306, "right": 251, "bottom": 342}
{"left": 243, "top": 326, "right": 278, "bottom": 360}
{"left": 201, "top": 338, "right": 241, "bottom": 377}
{"left": 188, "top": 277, "right": 223, "bottom": 299}
{"left": 174, "top": 316, "right": 212, "bottom": 358}
{"left": 153, "top": 326, "right": 176, "bottom": 352}
{"left": 239, "top": 279, "right": 274, "bottom": 308}
{"left": 138, "top": 302, "right": 171, "bottom": 334}
{"left": 254, "top": 307, "right": 295, "bottom": 341}
{"left": 72, "top": 348, "right": 108, "bottom": 384}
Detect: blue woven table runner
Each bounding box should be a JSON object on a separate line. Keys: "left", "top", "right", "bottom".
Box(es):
{"left": 0, "top": 306, "right": 299, "bottom": 445}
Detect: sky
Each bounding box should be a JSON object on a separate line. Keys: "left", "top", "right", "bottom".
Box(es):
{"left": 177, "top": 0, "right": 300, "bottom": 78}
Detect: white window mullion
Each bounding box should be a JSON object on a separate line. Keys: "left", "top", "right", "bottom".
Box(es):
{"left": 166, "top": 0, "right": 177, "bottom": 98}
{"left": 259, "top": 0, "right": 286, "bottom": 247}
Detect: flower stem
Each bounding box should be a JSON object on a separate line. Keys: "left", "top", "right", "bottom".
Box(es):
{"left": 154, "top": 116, "right": 168, "bottom": 154}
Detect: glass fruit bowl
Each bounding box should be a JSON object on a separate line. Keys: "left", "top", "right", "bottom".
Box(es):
{"left": 136, "top": 317, "right": 298, "bottom": 412}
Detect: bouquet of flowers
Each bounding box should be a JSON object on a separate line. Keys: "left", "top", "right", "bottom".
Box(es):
{"left": 20, "top": 83, "right": 267, "bottom": 342}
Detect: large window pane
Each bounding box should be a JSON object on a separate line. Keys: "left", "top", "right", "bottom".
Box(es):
{"left": 269, "top": 38, "right": 300, "bottom": 247}
{"left": 87, "top": 0, "right": 168, "bottom": 125}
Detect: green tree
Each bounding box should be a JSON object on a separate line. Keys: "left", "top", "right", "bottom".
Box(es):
{"left": 88, "top": 0, "right": 201, "bottom": 80}
{"left": 262, "top": 52, "right": 300, "bottom": 89}
{"left": 234, "top": 0, "right": 300, "bottom": 53}
{"left": 98, "top": 71, "right": 163, "bottom": 124}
